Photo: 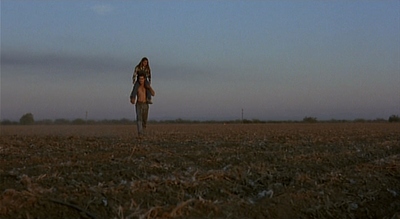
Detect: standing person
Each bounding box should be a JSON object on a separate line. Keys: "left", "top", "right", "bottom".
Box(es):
{"left": 130, "top": 74, "right": 155, "bottom": 137}
{"left": 131, "top": 57, "right": 153, "bottom": 104}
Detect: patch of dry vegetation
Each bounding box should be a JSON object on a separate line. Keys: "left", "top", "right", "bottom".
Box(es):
{"left": 0, "top": 123, "right": 399, "bottom": 218}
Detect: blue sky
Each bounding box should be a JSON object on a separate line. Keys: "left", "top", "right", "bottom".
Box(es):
{"left": 1, "top": 1, "right": 399, "bottom": 121}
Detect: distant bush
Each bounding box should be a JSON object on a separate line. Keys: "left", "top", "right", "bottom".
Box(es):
{"left": 388, "top": 115, "right": 400, "bottom": 122}
{"left": 240, "top": 119, "right": 266, "bottom": 124}
{"left": 372, "top": 118, "right": 387, "bottom": 123}
{"left": 54, "top": 119, "right": 71, "bottom": 125}
{"left": 353, "top": 118, "right": 366, "bottom": 123}
{"left": 72, "top": 118, "right": 86, "bottom": 125}
{"left": 303, "top": 116, "right": 317, "bottom": 123}
{"left": 20, "top": 113, "right": 35, "bottom": 125}
{"left": 86, "top": 120, "right": 97, "bottom": 125}
{"left": 1, "top": 119, "right": 18, "bottom": 125}
{"left": 36, "top": 119, "right": 53, "bottom": 125}
{"left": 119, "top": 118, "right": 132, "bottom": 124}
{"left": 327, "top": 119, "right": 347, "bottom": 123}
{"left": 251, "top": 119, "right": 266, "bottom": 123}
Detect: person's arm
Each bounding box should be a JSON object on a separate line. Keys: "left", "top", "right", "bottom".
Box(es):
{"left": 130, "top": 82, "right": 137, "bottom": 104}
{"left": 149, "top": 87, "right": 155, "bottom": 96}
{"left": 132, "top": 67, "right": 138, "bottom": 84}
{"left": 145, "top": 83, "right": 155, "bottom": 96}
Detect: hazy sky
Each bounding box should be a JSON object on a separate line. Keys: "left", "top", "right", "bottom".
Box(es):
{"left": 1, "top": 1, "right": 399, "bottom": 121}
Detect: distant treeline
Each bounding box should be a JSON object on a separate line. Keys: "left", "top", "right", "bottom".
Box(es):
{"left": 1, "top": 114, "right": 399, "bottom": 125}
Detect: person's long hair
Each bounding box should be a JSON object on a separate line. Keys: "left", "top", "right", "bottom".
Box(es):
{"left": 136, "top": 57, "right": 151, "bottom": 72}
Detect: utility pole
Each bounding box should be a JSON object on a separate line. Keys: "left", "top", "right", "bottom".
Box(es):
{"left": 85, "top": 111, "right": 88, "bottom": 121}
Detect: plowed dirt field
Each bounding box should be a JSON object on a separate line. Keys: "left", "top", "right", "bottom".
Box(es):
{"left": 1, "top": 123, "right": 399, "bottom": 219}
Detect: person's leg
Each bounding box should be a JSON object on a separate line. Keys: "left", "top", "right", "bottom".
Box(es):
{"left": 142, "top": 104, "right": 149, "bottom": 130}
{"left": 135, "top": 104, "right": 144, "bottom": 136}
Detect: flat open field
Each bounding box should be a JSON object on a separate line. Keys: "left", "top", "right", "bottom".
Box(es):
{"left": 1, "top": 123, "right": 399, "bottom": 219}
